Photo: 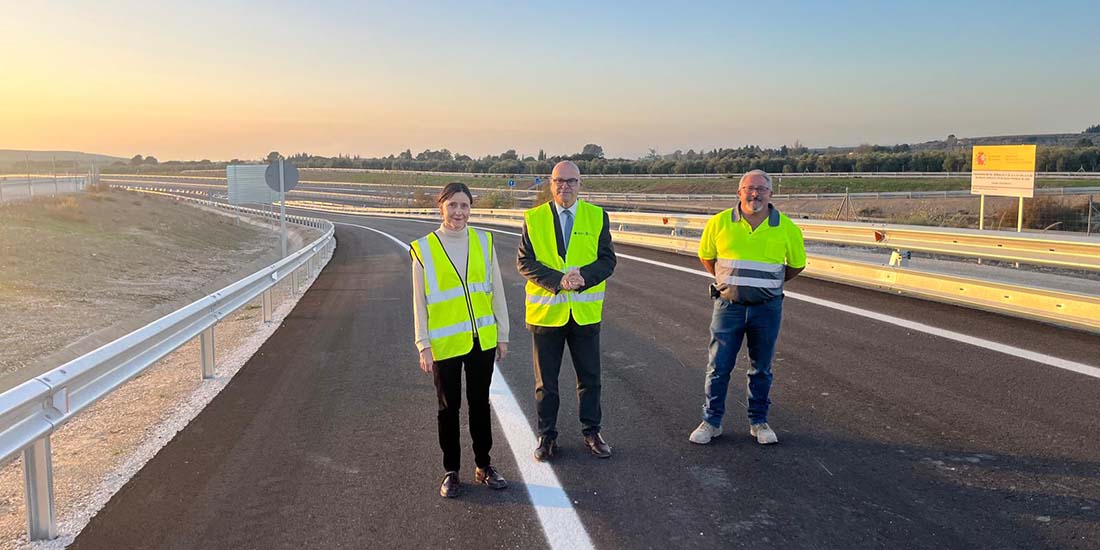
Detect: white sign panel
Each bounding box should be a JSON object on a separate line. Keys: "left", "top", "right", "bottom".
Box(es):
{"left": 227, "top": 165, "right": 278, "bottom": 205}
{"left": 971, "top": 171, "right": 1036, "bottom": 198}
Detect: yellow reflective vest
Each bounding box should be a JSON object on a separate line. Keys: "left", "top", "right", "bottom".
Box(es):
{"left": 698, "top": 205, "right": 806, "bottom": 304}
{"left": 524, "top": 201, "right": 606, "bottom": 327}
{"left": 410, "top": 228, "right": 498, "bottom": 361}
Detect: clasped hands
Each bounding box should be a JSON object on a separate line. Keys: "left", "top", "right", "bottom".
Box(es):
{"left": 560, "top": 268, "right": 585, "bottom": 291}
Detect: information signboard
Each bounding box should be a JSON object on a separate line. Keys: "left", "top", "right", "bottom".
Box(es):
{"left": 971, "top": 145, "right": 1036, "bottom": 198}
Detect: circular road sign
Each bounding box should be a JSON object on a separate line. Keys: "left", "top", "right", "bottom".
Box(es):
{"left": 508, "top": 179, "right": 515, "bottom": 187}
{"left": 265, "top": 161, "right": 299, "bottom": 193}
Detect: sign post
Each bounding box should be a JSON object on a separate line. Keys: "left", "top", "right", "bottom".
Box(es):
{"left": 970, "top": 145, "right": 1036, "bottom": 232}
{"left": 279, "top": 160, "right": 286, "bottom": 258}
{"left": 264, "top": 160, "right": 299, "bottom": 258}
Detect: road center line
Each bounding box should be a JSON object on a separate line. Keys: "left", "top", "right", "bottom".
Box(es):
{"left": 336, "top": 221, "right": 596, "bottom": 550}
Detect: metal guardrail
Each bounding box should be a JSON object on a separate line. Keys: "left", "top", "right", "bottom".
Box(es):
{"left": 285, "top": 200, "right": 1100, "bottom": 333}
{"left": 0, "top": 191, "right": 335, "bottom": 540}
{"left": 804, "top": 256, "right": 1100, "bottom": 333}
{"left": 584, "top": 186, "right": 1100, "bottom": 202}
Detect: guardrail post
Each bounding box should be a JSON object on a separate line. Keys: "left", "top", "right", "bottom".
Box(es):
{"left": 200, "top": 327, "right": 215, "bottom": 379}
{"left": 889, "top": 249, "right": 911, "bottom": 267}
{"left": 262, "top": 289, "right": 273, "bottom": 323}
{"left": 23, "top": 437, "right": 57, "bottom": 541}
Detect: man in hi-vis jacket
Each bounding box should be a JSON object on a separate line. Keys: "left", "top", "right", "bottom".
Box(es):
{"left": 517, "top": 160, "right": 616, "bottom": 461}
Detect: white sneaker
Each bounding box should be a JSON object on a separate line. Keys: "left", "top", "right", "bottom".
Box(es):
{"left": 689, "top": 421, "right": 722, "bottom": 444}
{"left": 750, "top": 423, "right": 778, "bottom": 445}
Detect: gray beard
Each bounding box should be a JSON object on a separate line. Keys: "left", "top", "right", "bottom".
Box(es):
{"left": 742, "top": 201, "right": 765, "bottom": 214}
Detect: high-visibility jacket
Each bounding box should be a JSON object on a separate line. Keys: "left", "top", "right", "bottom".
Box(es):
{"left": 410, "top": 227, "right": 498, "bottom": 360}
{"left": 524, "top": 201, "right": 606, "bottom": 326}
{"left": 698, "top": 205, "right": 806, "bottom": 304}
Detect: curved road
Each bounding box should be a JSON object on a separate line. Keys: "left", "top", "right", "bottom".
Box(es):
{"left": 70, "top": 212, "right": 1100, "bottom": 550}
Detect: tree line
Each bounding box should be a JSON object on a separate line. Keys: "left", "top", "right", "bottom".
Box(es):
{"left": 107, "top": 138, "right": 1100, "bottom": 175}
{"left": 268, "top": 144, "right": 1100, "bottom": 174}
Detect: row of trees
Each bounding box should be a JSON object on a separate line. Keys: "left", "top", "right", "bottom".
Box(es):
{"left": 110, "top": 129, "right": 1100, "bottom": 175}
{"left": 266, "top": 145, "right": 1100, "bottom": 174}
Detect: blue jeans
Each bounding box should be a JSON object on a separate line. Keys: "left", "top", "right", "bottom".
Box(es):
{"left": 702, "top": 296, "right": 783, "bottom": 427}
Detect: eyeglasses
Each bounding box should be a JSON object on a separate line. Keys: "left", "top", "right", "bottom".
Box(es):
{"left": 551, "top": 178, "right": 580, "bottom": 187}
{"left": 739, "top": 186, "right": 771, "bottom": 194}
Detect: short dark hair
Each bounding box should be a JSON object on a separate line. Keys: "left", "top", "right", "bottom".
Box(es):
{"left": 437, "top": 182, "right": 473, "bottom": 205}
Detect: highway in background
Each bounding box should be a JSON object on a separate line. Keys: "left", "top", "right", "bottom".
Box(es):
{"left": 69, "top": 210, "right": 1100, "bottom": 550}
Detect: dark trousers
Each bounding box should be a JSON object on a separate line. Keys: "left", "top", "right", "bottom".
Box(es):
{"left": 530, "top": 317, "right": 602, "bottom": 438}
{"left": 433, "top": 343, "right": 495, "bottom": 473}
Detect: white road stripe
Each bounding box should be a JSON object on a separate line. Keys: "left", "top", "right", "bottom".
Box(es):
{"left": 489, "top": 368, "right": 596, "bottom": 550}
{"left": 336, "top": 221, "right": 596, "bottom": 550}
{"left": 341, "top": 215, "right": 1100, "bottom": 380}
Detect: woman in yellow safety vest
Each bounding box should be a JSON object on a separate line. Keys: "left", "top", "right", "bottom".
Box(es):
{"left": 410, "top": 182, "right": 510, "bottom": 498}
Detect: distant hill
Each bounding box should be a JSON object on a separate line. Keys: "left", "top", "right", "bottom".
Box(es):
{"left": 0, "top": 149, "right": 127, "bottom": 169}
{"left": 915, "top": 133, "right": 1094, "bottom": 150}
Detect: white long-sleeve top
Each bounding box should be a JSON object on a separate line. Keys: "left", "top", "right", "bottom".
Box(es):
{"left": 412, "top": 224, "right": 510, "bottom": 352}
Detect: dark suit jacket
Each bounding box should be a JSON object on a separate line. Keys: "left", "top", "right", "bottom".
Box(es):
{"left": 517, "top": 201, "right": 616, "bottom": 295}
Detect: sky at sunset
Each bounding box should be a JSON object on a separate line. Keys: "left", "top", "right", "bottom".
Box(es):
{"left": 2, "top": 0, "right": 1098, "bottom": 161}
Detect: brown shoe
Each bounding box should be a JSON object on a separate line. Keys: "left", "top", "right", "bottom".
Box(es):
{"left": 439, "top": 471, "right": 461, "bottom": 498}
{"left": 533, "top": 436, "right": 557, "bottom": 462}
{"left": 583, "top": 433, "right": 612, "bottom": 458}
{"left": 475, "top": 466, "right": 509, "bottom": 490}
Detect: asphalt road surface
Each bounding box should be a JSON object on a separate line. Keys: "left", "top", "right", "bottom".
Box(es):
{"left": 70, "top": 212, "right": 1100, "bottom": 550}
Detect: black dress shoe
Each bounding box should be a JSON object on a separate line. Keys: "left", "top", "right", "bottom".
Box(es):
{"left": 440, "top": 471, "right": 462, "bottom": 498}
{"left": 475, "top": 465, "right": 509, "bottom": 490}
{"left": 533, "top": 436, "right": 557, "bottom": 462}
{"left": 584, "top": 433, "right": 612, "bottom": 458}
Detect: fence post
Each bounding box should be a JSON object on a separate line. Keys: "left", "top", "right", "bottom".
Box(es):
{"left": 23, "top": 437, "right": 57, "bottom": 541}
{"left": 200, "top": 327, "right": 215, "bottom": 379}
{"left": 262, "top": 289, "right": 273, "bottom": 323}
{"left": 1089, "top": 194, "right": 1095, "bottom": 237}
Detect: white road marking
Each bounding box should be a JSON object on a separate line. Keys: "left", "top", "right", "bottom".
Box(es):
{"left": 336, "top": 221, "right": 596, "bottom": 550}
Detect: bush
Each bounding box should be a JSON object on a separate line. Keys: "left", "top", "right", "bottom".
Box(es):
{"left": 44, "top": 196, "right": 86, "bottom": 223}
{"left": 993, "top": 197, "right": 1089, "bottom": 231}
{"left": 411, "top": 190, "right": 434, "bottom": 207}
{"left": 477, "top": 191, "right": 516, "bottom": 209}
{"left": 532, "top": 186, "right": 553, "bottom": 206}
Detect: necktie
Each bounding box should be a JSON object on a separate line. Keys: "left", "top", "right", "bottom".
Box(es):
{"left": 561, "top": 209, "right": 573, "bottom": 251}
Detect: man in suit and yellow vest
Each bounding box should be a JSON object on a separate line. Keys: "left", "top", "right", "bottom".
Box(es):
{"left": 518, "top": 160, "right": 617, "bottom": 461}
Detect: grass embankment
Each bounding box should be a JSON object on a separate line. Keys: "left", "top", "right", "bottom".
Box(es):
{"left": 0, "top": 189, "right": 282, "bottom": 384}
